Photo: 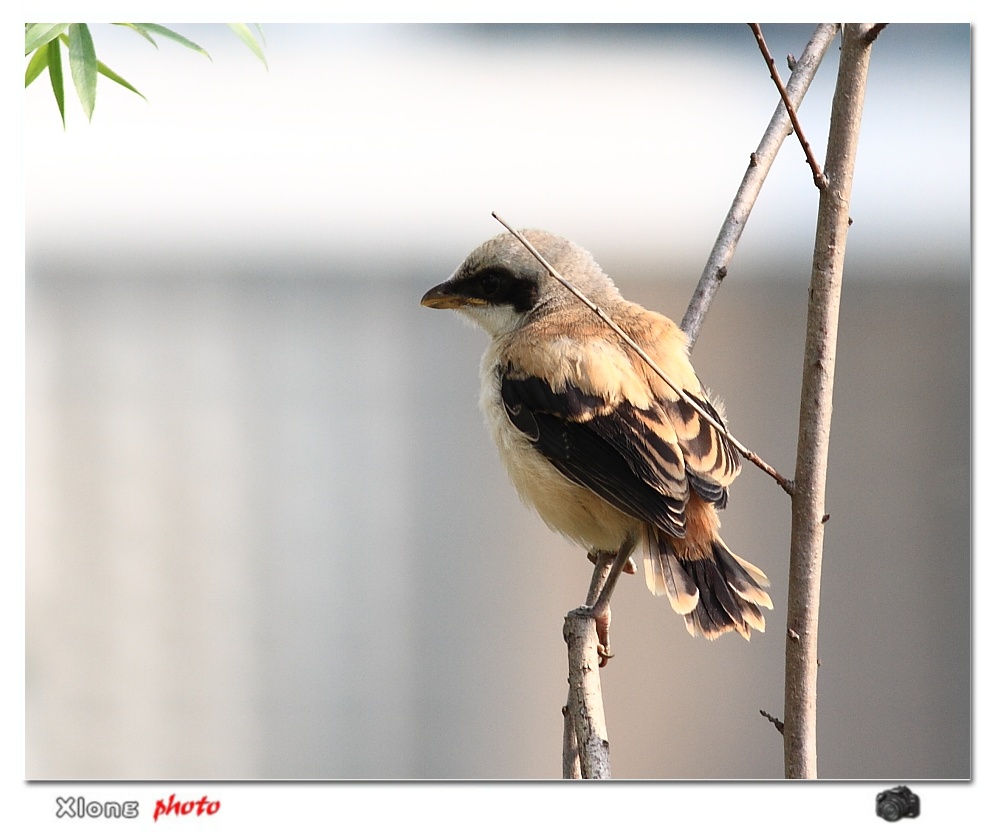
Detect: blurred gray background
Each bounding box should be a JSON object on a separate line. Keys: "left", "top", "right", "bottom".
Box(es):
{"left": 25, "top": 24, "right": 969, "bottom": 780}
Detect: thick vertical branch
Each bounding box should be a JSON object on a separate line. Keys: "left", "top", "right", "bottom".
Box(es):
{"left": 784, "top": 24, "right": 877, "bottom": 779}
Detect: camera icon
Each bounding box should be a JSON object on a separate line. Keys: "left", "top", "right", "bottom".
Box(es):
{"left": 876, "top": 786, "right": 920, "bottom": 822}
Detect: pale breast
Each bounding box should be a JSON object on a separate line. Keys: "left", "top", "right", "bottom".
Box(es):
{"left": 478, "top": 343, "right": 637, "bottom": 554}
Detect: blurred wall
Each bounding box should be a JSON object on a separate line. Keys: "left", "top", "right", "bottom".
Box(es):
{"left": 26, "top": 251, "right": 969, "bottom": 779}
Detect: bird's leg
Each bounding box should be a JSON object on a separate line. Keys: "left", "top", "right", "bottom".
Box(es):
{"left": 584, "top": 551, "right": 614, "bottom": 606}
{"left": 585, "top": 536, "right": 638, "bottom": 666}
{"left": 583, "top": 552, "right": 615, "bottom": 666}
{"left": 586, "top": 550, "right": 637, "bottom": 574}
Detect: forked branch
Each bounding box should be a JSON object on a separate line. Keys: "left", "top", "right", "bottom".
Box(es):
{"left": 683, "top": 23, "right": 839, "bottom": 347}
{"left": 749, "top": 23, "right": 829, "bottom": 191}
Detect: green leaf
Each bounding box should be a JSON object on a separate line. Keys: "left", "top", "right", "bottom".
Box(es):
{"left": 24, "top": 46, "right": 49, "bottom": 87}
{"left": 227, "top": 23, "right": 268, "bottom": 68}
{"left": 67, "top": 23, "right": 97, "bottom": 120}
{"left": 113, "top": 22, "right": 160, "bottom": 48}
{"left": 131, "top": 23, "right": 211, "bottom": 58}
{"left": 25, "top": 23, "right": 69, "bottom": 55}
{"left": 96, "top": 59, "right": 147, "bottom": 101}
{"left": 47, "top": 39, "right": 66, "bottom": 128}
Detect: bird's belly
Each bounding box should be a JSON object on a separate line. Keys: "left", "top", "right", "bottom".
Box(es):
{"left": 480, "top": 370, "right": 636, "bottom": 553}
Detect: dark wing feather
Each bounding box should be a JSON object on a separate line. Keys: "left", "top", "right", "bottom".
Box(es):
{"left": 500, "top": 366, "right": 690, "bottom": 538}
{"left": 670, "top": 392, "right": 740, "bottom": 492}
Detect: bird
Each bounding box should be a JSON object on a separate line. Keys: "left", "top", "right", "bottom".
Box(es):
{"left": 421, "top": 230, "right": 772, "bottom": 651}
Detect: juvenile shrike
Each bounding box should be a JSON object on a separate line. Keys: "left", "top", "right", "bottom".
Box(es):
{"left": 421, "top": 231, "right": 771, "bottom": 646}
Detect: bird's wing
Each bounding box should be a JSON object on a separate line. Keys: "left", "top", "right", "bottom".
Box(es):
{"left": 499, "top": 310, "right": 739, "bottom": 535}
{"left": 501, "top": 364, "right": 690, "bottom": 537}
{"left": 631, "top": 307, "right": 741, "bottom": 501}
{"left": 500, "top": 366, "right": 688, "bottom": 537}
{"left": 664, "top": 390, "right": 740, "bottom": 509}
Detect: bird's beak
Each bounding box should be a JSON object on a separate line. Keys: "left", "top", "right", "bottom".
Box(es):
{"left": 421, "top": 282, "right": 482, "bottom": 309}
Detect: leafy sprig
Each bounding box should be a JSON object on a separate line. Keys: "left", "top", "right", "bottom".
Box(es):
{"left": 24, "top": 23, "right": 266, "bottom": 126}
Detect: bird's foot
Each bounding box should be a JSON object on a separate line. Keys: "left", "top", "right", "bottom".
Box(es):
{"left": 594, "top": 603, "right": 613, "bottom": 667}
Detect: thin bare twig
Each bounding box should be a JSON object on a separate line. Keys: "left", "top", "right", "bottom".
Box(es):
{"left": 749, "top": 23, "right": 829, "bottom": 191}
{"left": 864, "top": 24, "right": 888, "bottom": 44}
{"left": 760, "top": 709, "right": 786, "bottom": 735}
{"left": 682, "top": 24, "right": 839, "bottom": 347}
{"left": 492, "top": 212, "right": 794, "bottom": 496}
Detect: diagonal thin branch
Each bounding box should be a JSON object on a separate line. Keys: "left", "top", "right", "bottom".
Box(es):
{"left": 863, "top": 24, "right": 888, "bottom": 44}
{"left": 749, "top": 23, "right": 829, "bottom": 191}
{"left": 682, "top": 24, "right": 839, "bottom": 347}
{"left": 492, "top": 212, "right": 794, "bottom": 496}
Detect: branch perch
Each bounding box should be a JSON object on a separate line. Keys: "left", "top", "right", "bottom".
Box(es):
{"left": 562, "top": 608, "right": 612, "bottom": 779}
{"left": 563, "top": 551, "right": 613, "bottom": 777}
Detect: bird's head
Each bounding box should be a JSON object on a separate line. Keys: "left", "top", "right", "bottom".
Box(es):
{"left": 421, "top": 230, "right": 621, "bottom": 337}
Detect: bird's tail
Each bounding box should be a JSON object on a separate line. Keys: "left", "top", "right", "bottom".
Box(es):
{"left": 644, "top": 527, "right": 772, "bottom": 640}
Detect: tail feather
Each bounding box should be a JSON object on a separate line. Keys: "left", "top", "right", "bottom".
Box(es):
{"left": 721, "top": 548, "right": 773, "bottom": 609}
{"left": 644, "top": 527, "right": 772, "bottom": 640}
{"left": 686, "top": 556, "right": 752, "bottom": 637}
{"left": 644, "top": 527, "right": 699, "bottom": 614}
{"left": 685, "top": 565, "right": 739, "bottom": 638}
{"left": 729, "top": 551, "right": 772, "bottom": 592}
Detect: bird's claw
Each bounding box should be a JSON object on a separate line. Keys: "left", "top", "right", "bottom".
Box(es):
{"left": 595, "top": 605, "right": 613, "bottom": 666}
{"left": 597, "top": 642, "right": 614, "bottom": 667}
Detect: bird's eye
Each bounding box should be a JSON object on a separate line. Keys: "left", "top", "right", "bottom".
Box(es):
{"left": 478, "top": 271, "right": 503, "bottom": 297}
